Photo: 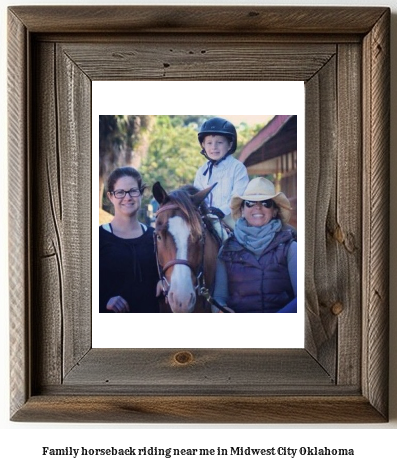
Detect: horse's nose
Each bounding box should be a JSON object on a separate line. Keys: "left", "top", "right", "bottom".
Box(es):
{"left": 168, "top": 290, "right": 196, "bottom": 313}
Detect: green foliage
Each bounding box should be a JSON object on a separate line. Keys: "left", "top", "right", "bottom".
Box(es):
{"left": 139, "top": 115, "right": 205, "bottom": 194}
{"left": 168, "top": 115, "right": 212, "bottom": 128}
{"left": 99, "top": 115, "right": 270, "bottom": 211}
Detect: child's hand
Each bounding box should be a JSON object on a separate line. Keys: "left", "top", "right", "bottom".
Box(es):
{"left": 208, "top": 206, "right": 225, "bottom": 219}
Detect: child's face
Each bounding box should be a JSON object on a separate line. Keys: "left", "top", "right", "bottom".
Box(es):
{"left": 201, "top": 135, "right": 233, "bottom": 161}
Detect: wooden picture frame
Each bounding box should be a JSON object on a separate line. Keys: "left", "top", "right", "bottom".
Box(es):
{"left": 8, "top": 6, "right": 390, "bottom": 423}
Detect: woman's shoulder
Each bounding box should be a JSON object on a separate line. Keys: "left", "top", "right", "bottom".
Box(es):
{"left": 137, "top": 224, "right": 155, "bottom": 244}
{"left": 100, "top": 223, "right": 112, "bottom": 233}
{"left": 99, "top": 223, "right": 154, "bottom": 242}
{"left": 99, "top": 224, "right": 114, "bottom": 249}
{"left": 143, "top": 224, "right": 155, "bottom": 236}
{"left": 280, "top": 224, "right": 297, "bottom": 241}
{"left": 219, "top": 233, "right": 244, "bottom": 254}
{"left": 99, "top": 224, "right": 112, "bottom": 237}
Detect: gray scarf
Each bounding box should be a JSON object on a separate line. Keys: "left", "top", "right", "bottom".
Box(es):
{"left": 234, "top": 217, "right": 282, "bottom": 258}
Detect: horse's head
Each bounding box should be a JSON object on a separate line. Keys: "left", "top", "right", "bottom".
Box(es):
{"left": 153, "top": 181, "right": 216, "bottom": 313}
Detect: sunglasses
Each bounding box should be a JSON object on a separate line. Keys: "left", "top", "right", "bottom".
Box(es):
{"left": 244, "top": 199, "right": 274, "bottom": 209}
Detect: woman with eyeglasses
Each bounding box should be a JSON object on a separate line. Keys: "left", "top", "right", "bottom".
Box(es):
{"left": 99, "top": 167, "right": 160, "bottom": 313}
{"left": 212, "top": 177, "right": 297, "bottom": 313}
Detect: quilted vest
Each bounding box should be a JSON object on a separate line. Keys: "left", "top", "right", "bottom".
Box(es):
{"left": 219, "top": 228, "right": 295, "bottom": 313}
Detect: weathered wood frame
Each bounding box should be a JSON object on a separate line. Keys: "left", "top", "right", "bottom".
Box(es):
{"left": 8, "top": 6, "right": 390, "bottom": 423}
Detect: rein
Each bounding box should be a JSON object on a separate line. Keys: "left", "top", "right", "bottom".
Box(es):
{"left": 154, "top": 203, "right": 229, "bottom": 313}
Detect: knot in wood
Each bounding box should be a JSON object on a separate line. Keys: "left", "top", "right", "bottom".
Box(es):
{"left": 333, "top": 225, "right": 344, "bottom": 244}
{"left": 331, "top": 302, "right": 344, "bottom": 316}
{"left": 174, "top": 351, "right": 194, "bottom": 365}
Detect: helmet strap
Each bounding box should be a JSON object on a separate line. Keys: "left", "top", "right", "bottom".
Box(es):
{"left": 202, "top": 152, "right": 230, "bottom": 180}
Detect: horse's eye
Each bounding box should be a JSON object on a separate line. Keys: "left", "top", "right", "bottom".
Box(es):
{"left": 156, "top": 234, "right": 162, "bottom": 241}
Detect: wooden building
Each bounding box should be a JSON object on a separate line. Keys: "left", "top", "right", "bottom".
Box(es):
{"left": 238, "top": 115, "right": 297, "bottom": 228}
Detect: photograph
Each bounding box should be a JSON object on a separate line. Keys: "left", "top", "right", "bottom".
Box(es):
{"left": 98, "top": 114, "right": 298, "bottom": 316}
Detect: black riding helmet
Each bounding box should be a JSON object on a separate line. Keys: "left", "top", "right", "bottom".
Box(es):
{"left": 198, "top": 117, "right": 237, "bottom": 157}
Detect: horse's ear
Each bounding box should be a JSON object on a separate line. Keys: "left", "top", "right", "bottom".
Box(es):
{"left": 191, "top": 182, "right": 218, "bottom": 208}
{"left": 153, "top": 181, "right": 169, "bottom": 205}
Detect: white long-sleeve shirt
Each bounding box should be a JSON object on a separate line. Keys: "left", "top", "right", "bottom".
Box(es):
{"left": 194, "top": 155, "right": 249, "bottom": 216}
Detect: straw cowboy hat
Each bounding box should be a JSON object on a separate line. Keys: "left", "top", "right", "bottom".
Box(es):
{"left": 230, "top": 177, "right": 293, "bottom": 223}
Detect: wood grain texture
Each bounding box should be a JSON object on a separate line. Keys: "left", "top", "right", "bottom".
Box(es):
{"left": 11, "top": 396, "right": 385, "bottom": 424}
{"left": 8, "top": 9, "right": 30, "bottom": 419}
{"left": 9, "top": 6, "right": 387, "bottom": 34}
{"left": 335, "top": 43, "right": 363, "bottom": 387}
{"left": 32, "top": 41, "right": 63, "bottom": 388}
{"left": 59, "top": 42, "right": 336, "bottom": 81}
{"left": 55, "top": 44, "right": 92, "bottom": 376}
{"left": 304, "top": 56, "right": 338, "bottom": 378}
{"left": 303, "top": 44, "right": 364, "bottom": 385}
{"left": 8, "top": 6, "right": 390, "bottom": 423}
{"left": 362, "top": 9, "right": 390, "bottom": 419}
{"left": 31, "top": 42, "right": 92, "bottom": 387}
{"left": 62, "top": 349, "right": 333, "bottom": 392}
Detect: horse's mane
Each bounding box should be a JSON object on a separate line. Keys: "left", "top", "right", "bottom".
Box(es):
{"left": 167, "top": 185, "right": 218, "bottom": 242}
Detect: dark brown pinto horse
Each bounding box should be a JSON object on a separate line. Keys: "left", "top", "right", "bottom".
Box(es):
{"left": 153, "top": 181, "right": 222, "bottom": 313}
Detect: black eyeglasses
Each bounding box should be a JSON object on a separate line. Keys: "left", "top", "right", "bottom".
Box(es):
{"left": 244, "top": 199, "right": 274, "bottom": 209}
{"left": 111, "top": 188, "right": 141, "bottom": 199}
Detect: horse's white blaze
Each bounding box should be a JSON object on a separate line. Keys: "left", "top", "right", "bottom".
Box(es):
{"left": 167, "top": 216, "right": 196, "bottom": 312}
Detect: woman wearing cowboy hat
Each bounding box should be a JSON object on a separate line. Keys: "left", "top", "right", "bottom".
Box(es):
{"left": 212, "top": 177, "right": 297, "bottom": 313}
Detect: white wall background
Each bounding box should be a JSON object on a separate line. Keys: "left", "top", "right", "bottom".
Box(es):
{"left": 1, "top": 0, "right": 396, "bottom": 469}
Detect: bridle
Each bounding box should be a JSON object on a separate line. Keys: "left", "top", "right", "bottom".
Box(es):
{"left": 154, "top": 203, "right": 206, "bottom": 298}
{"left": 154, "top": 203, "right": 228, "bottom": 312}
